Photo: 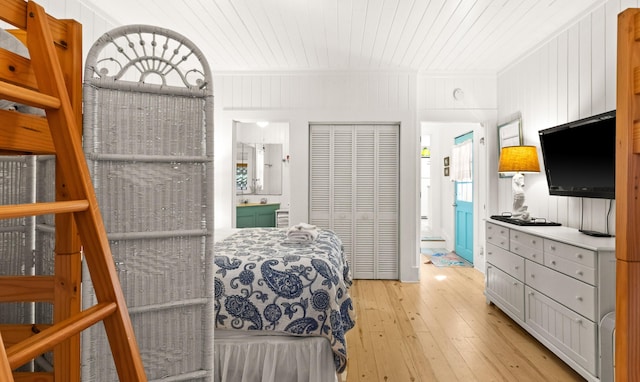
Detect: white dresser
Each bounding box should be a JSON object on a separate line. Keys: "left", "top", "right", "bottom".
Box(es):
{"left": 485, "top": 220, "right": 616, "bottom": 382}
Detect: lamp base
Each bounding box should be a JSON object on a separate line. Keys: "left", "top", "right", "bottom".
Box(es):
{"left": 511, "top": 173, "right": 530, "bottom": 220}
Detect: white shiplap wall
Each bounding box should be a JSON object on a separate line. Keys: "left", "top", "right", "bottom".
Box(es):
{"left": 216, "top": 71, "right": 414, "bottom": 111}
{"left": 495, "top": 0, "right": 631, "bottom": 235}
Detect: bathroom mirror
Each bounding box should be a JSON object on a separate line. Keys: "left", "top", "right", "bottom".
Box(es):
{"left": 236, "top": 142, "right": 283, "bottom": 195}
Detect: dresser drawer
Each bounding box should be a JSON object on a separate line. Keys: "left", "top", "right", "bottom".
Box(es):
{"left": 525, "top": 286, "right": 597, "bottom": 375}
{"left": 486, "top": 243, "right": 525, "bottom": 282}
{"left": 525, "top": 260, "right": 596, "bottom": 320}
{"left": 486, "top": 265, "right": 525, "bottom": 321}
{"left": 486, "top": 222, "right": 509, "bottom": 250}
{"left": 544, "top": 239, "right": 596, "bottom": 268}
{"left": 510, "top": 230, "right": 543, "bottom": 251}
{"left": 545, "top": 253, "right": 596, "bottom": 285}
{"left": 510, "top": 230, "right": 544, "bottom": 265}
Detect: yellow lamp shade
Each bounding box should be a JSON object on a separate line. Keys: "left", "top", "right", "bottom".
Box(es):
{"left": 498, "top": 145, "right": 540, "bottom": 173}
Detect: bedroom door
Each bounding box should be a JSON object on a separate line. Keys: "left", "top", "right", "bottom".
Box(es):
{"left": 309, "top": 123, "right": 399, "bottom": 279}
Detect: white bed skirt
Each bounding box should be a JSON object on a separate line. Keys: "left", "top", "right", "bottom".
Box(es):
{"left": 214, "top": 330, "right": 339, "bottom": 382}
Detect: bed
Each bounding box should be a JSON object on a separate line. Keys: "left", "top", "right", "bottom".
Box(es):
{"left": 214, "top": 227, "right": 355, "bottom": 382}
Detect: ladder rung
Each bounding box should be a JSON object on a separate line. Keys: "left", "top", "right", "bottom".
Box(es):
{"left": 0, "top": 200, "right": 89, "bottom": 219}
{"left": 0, "top": 81, "right": 60, "bottom": 110}
{"left": 6, "top": 302, "right": 117, "bottom": 369}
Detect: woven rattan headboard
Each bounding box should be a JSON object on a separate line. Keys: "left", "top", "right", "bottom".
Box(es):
{"left": 80, "top": 24, "right": 214, "bottom": 381}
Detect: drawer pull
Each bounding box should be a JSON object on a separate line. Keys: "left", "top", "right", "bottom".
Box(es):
{"left": 513, "top": 282, "right": 518, "bottom": 286}
{"left": 528, "top": 291, "right": 534, "bottom": 296}
{"left": 550, "top": 245, "right": 556, "bottom": 251}
{"left": 514, "top": 266, "right": 519, "bottom": 270}
{"left": 576, "top": 296, "right": 583, "bottom": 301}
{"left": 530, "top": 274, "right": 535, "bottom": 278}
{"left": 575, "top": 318, "right": 583, "bottom": 324}
{"left": 550, "top": 260, "right": 556, "bottom": 265}
{"left": 531, "top": 254, "right": 537, "bottom": 258}
{"left": 576, "top": 270, "right": 583, "bottom": 276}
{"left": 531, "top": 240, "right": 536, "bottom": 245}
{"left": 575, "top": 253, "right": 583, "bottom": 259}
{"left": 488, "top": 236, "right": 492, "bottom": 240}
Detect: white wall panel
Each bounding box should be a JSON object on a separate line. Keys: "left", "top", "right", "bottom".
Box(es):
{"left": 547, "top": 39, "right": 559, "bottom": 127}
{"left": 606, "top": 1, "right": 620, "bottom": 111}
{"left": 579, "top": 17, "right": 592, "bottom": 119}
{"left": 497, "top": 0, "right": 621, "bottom": 235}
{"left": 217, "top": 71, "right": 415, "bottom": 112}
{"left": 557, "top": 32, "right": 569, "bottom": 124}
{"left": 592, "top": 6, "right": 607, "bottom": 115}
{"left": 416, "top": 74, "right": 497, "bottom": 112}
{"left": 622, "top": 0, "right": 640, "bottom": 12}
{"left": 568, "top": 24, "right": 580, "bottom": 122}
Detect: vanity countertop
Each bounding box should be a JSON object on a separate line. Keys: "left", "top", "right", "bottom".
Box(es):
{"left": 237, "top": 202, "right": 280, "bottom": 207}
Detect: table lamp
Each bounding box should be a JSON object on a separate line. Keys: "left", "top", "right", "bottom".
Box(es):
{"left": 498, "top": 145, "right": 540, "bottom": 220}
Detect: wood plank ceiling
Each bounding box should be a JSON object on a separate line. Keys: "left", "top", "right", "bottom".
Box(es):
{"left": 84, "top": 0, "right": 602, "bottom": 74}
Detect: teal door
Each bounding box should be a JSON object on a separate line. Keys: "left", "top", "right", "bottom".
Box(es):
{"left": 454, "top": 132, "right": 473, "bottom": 264}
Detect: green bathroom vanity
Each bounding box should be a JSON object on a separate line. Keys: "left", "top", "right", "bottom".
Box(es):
{"left": 236, "top": 203, "right": 280, "bottom": 228}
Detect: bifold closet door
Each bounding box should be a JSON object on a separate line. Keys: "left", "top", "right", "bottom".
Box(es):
{"left": 309, "top": 123, "right": 398, "bottom": 279}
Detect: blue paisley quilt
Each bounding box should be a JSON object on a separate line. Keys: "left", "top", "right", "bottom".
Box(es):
{"left": 214, "top": 228, "right": 355, "bottom": 373}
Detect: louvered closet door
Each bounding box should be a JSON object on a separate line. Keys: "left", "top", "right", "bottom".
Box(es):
{"left": 372, "top": 125, "right": 399, "bottom": 279}
{"left": 310, "top": 125, "right": 354, "bottom": 275}
{"left": 310, "top": 123, "right": 398, "bottom": 280}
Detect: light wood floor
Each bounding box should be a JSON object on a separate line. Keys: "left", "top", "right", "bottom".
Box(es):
{"left": 344, "top": 258, "right": 585, "bottom": 382}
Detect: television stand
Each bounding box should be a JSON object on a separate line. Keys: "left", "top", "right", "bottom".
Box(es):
{"left": 579, "top": 229, "right": 612, "bottom": 238}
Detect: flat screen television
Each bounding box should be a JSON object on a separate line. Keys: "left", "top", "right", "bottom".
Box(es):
{"left": 538, "top": 110, "right": 616, "bottom": 199}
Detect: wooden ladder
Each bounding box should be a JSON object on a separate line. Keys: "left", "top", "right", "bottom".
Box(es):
{"left": 0, "top": 1, "right": 146, "bottom": 381}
